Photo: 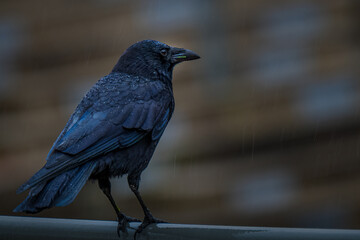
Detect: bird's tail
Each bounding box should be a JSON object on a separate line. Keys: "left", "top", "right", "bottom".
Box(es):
{"left": 13, "top": 161, "right": 97, "bottom": 213}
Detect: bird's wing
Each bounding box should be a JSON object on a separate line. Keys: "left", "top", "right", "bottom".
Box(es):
{"left": 17, "top": 74, "right": 172, "bottom": 193}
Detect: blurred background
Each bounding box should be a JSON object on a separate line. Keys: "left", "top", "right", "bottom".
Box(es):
{"left": 1, "top": 0, "right": 360, "bottom": 229}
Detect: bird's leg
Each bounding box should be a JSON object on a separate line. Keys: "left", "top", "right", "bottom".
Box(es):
{"left": 98, "top": 178, "right": 140, "bottom": 236}
{"left": 127, "top": 175, "right": 167, "bottom": 239}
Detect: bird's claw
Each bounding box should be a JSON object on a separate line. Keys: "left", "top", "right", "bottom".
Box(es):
{"left": 117, "top": 215, "right": 142, "bottom": 237}
{"left": 134, "top": 216, "right": 167, "bottom": 240}
{"left": 116, "top": 217, "right": 129, "bottom": 237}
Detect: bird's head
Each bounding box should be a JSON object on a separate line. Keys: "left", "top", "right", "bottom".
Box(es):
{"left": 112, "top": 40, "right": 200, "bottom": 80}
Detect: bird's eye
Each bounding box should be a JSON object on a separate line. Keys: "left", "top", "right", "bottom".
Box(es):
{"left": 160, "top": 49, "right": 168, "bottom": 57}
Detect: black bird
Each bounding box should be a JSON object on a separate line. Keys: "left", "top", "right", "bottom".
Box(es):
{"left": 14, "top": 40, "right": 200, "bottom": 236}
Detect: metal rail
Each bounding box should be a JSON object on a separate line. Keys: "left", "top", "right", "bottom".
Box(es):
{"left": 1, "top": 215, "right": 360, "bottom": 240}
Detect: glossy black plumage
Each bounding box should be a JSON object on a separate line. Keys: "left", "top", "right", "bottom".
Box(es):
{"left": 14, "top": 40, "right": 199, "bottom": 235}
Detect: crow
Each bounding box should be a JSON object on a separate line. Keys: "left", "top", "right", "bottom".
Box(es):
{"left": 14, "top": 40, "right": 200, "bottom": 236}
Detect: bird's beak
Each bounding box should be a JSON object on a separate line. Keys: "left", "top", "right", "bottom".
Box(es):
{"left": 171, "top": 47, "right": 200, "bottom": 64}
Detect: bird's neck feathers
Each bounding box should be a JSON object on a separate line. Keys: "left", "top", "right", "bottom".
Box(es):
{"left": 111, "top": 51, "right": 173, "bottom": 84}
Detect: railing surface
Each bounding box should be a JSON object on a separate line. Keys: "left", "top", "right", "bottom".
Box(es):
{"left": 1, "top": 215, "right": 360, "bottom": 240}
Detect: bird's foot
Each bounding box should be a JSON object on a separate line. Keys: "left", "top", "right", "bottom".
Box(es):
{"left": 134, "top": 216, "right": 167, "bottom": 240}
{"left": 117, "top": 216, "right": 141, "bottom": 237}
{"left": 116, "top": 216, "right": 129, "bottom": 237}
